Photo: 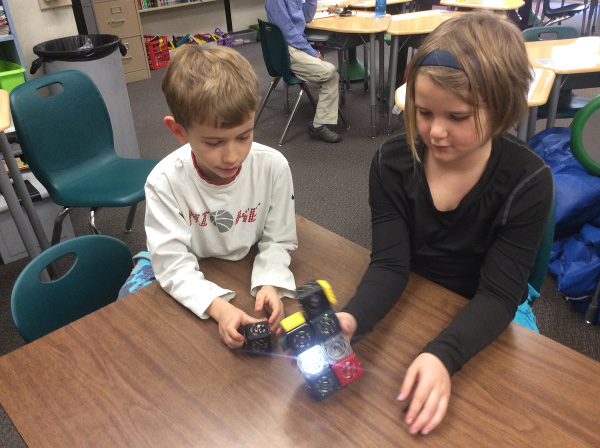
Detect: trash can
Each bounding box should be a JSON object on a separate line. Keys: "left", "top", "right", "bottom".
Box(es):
{"left": 30, "top": 35, "right": 140, "bottom": 159}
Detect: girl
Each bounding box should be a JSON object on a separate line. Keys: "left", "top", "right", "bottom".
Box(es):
{"left": 337, "top": 11, "right": 553, "bottom": 436}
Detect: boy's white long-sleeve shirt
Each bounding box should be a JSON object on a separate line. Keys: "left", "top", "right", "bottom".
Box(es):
{"left": 145, "top": 142, "right": 298, "bottom": 319}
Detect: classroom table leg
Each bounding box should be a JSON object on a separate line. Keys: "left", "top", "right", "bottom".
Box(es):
{"left": 379, "top": 34, "right": 385, "bottom": 116}
{"left": 546, "top": 74, "right": 561, "bottom": 129}
{"left": 386, "top": 35, "right": 400, "bottom": 134}
{"left": 527, "top": 106, "right": 538, "bottom": 141}
{"left": 370, "top": 33, "right": 377, "bottom": 138}
{"left": 337, "top": 51, "right": 346, "bottom": 107}
{"left": 517, "top": 115, "right": 528, "bottom": 141}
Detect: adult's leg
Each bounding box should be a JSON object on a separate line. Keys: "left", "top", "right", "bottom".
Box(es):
{"left": 288, "top": 46, "right": 339, "bottom": 125}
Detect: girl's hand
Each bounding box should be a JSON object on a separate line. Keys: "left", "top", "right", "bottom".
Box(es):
{"left": 398, "top": 353, "right": 451, "bottom": 435}
{"left": 207, "top": 297, "right": 266, "bottom": 349}
{"left": 336, "top": 312, "right": 357, "bottom": 341}
{"left": 255, "top": 285, "right": 284, "bottom": 332}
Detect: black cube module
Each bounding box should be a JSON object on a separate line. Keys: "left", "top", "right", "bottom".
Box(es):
{"left": 297, "top": 280, "right": 337, "bottom": 320}
{"left": 240, "top": 321, "right": 272, "bottom": 353}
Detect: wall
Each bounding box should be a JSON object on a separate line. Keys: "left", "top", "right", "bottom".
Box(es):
{"left": 139, "top": 0, "right": 266, "bottom": 38}
{"left": 6, "top": 0, "right": 78, "bottom": 77}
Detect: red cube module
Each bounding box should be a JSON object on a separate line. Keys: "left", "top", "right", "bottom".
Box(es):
{"left": 332, "top": 353, "right": 363, "bottom": 386}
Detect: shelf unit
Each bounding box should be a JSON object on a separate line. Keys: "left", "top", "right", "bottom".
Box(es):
{"left": 0, "top": 0, "right": 28, "bottom": 80}
{"left": 137, "top": 0, "right": 219, "bottom": 14}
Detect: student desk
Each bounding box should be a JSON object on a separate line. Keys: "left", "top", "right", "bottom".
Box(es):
{"left": 306, "top": 12, "right": 392, "bottom": 137}
{"left": 385, "top": 10, "right": 463, "bottom": 134}
{"left": 440, "top": 0, "right": 528, "bottom": 30}
{"left": 527, "top": 36, "right": 600, "bottom": 129}
{"left": 349, "top": 0, "right": 413, "bottom": 14}
{"left": 440, "top": 0, "right": 524, "bottom": 10}
{"left": 1, "top": 215, "right": 600, "bottom": 446}
{"left": 394, "top": 67, "right": 556, "bottom": 141}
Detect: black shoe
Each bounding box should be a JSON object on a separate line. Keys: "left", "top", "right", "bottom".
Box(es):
{"left": 309, "top": 124, "right": 342, "bottom": 143}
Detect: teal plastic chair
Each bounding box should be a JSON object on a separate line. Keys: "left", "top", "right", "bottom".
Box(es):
{"left": 9, "top": 70, "right": 159, "bottom": 245}
{"left": 522, "top": 26, "right": 590, "bottom": 121}
{"left": 11, "top": 235, "right": 134, "bottom": 343}
{"left": 570, "top": 94, "right": 600, "bottom": 324}
{"left": 528, "top": 180, "right": 557, "bottom": 294}
{"left": 254, "top": 19, "right": 349, "bottom": 146}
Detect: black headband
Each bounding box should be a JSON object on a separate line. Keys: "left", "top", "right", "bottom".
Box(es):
{"left": 417, "top": 50, "right": 464, "bottom": 70}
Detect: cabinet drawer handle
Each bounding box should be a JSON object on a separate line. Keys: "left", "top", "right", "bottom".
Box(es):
{"left": 111, "top": 6, "right": 122, "bottom": 13}
{"left": 121, "top": 56, "right": 133, "bottom": 61}
{"left": 111, "top": 19, "right": 126, "bottom": 24}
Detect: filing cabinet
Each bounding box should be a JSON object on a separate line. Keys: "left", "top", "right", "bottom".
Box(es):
{"left": 92, "top": 0, "right": 150, "bottom": 83}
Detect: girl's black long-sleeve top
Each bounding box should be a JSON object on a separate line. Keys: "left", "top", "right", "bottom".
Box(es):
{"left": 343, "top": 133, "right": 553, "bottom": 376}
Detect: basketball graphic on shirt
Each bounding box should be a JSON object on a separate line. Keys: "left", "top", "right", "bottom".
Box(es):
{"left": 209, "top": 210, "right": 234, "bottom": 233}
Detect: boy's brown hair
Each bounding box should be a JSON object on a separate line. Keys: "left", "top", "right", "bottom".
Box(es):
{"left": 162, "top": 45, "right": 260, "bottom": 129}
{"left": 404, "top": 11, "right": 533, "bottom": 160}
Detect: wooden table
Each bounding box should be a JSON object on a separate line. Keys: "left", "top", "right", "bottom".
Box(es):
{"left": 441, "top": 0, "right": 524, "bottom": 10}
{"left": 440, "top": 0, "right": 529, "bottom": 31}
{"left": 527, "top": 36, "right": 600, "bottom": 129}
{"left": 306, "top": 11, "right": 392, "bottom": 137}
{"left": 394, "top": 67, "right": 556, "bottom": 141}
{"left": 350, "top": 0, "right": 413, "bottom": 14}
{"left": 385, "top": 10, "right": 463, "bottom": 134}
{"left": 1, "top": 215, "right": 600, "bottom": 446}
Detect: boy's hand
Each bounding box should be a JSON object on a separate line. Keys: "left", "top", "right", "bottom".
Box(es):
{"left": 336, "top": 312, "right": 357, "bottom": 341}
{"left": 206, "top": 297, "right": 266, "bottom": 349}
{"left": 397, "top": 353, "right": 451, "bottom": 436}
{"left": 255, "top": 285, "right": 284, "bottom": 332}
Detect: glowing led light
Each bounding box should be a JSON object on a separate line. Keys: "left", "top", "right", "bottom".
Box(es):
{"left": 297, "top": 345, "right": 327, "bottom": 376}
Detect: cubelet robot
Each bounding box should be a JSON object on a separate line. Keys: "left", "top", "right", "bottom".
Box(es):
{"left": 280, "top": 280, "right": 363, "bottom": 400}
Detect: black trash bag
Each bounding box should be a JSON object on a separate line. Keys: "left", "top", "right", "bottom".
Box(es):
{"left": 30, "top": 34, "right": 127, "bottom": 75}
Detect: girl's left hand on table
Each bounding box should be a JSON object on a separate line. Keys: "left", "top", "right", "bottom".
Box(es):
{"left": 398, "top": 353, "right": 451, "bottom": 436}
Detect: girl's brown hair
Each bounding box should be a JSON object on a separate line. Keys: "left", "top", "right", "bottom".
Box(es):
{"left": 404, "top": 11, "right": 533, "bottom": 160}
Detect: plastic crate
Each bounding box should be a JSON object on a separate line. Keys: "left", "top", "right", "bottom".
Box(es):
{"left": 214, "top": 28, "right": 233, "bottom": 47}
{"left": 0, "top": 61, "right": 25, "bottom": 94}
{"left": 144, "top": 35, "right": 170, "bottom": 70}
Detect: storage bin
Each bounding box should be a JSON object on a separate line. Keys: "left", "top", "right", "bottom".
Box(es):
{"left": 0, "top": 61, "right": 25, "bottom": 94}
{"left": 144, "top": 36, "right": 170, "bottom": 70}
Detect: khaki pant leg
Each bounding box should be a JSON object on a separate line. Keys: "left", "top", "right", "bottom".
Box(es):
{"left": 288, "top": 46, "right": 339, "bottom": 125}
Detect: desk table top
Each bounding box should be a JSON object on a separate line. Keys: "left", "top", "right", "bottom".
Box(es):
{"left": 395, "top": 68, "right": 555, "bottom": 109}
{"left": 0, "top": 216, "right": 599, "bottom": 447}
{"left": 350, "top": 0, "right": 412, "bottom": 7}
{"left": 440, "top": 0, "right": 524, "bottom": 10}
{"left": 307, "top": 10, "right": 392, "bottom": 33}
{"left": 527, "top": 36, "right": 600, "bottom": 74}
{"left": 386, "top": 10, "right": 462, "bottom": 35}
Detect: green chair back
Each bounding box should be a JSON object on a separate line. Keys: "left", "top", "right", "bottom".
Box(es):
{"left": 258, "top": 19, "right": 302, "bottom": 86}
{"left": 522, "top": 25, "right": 580, "bottom": 42}
{"left": 11, "top": 235, "right": 133, "bottom": 343}
{"left": 528, "top": 181, "right": 557, "bottom": 293}
{"left": 571, "top": 94, "right": 600, "bottom": 177}
{"left": 9, "top": 70, "right": 158, "bottom": 208}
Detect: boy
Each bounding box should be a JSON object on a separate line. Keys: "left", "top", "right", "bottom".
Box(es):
{"left": 132, "top": 45, "right": 298, "bottom": 349}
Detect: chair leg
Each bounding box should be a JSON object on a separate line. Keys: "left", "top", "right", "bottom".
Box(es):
{"left": 51, "top": 207, "right": 72, "bottom": 247}
{"left": 279, "top": 89, "right": 305, "bottom": 146}
{"left": 284, "top": 83, "right": 290, "bottom": 116}
{"left": 255, "top": 77, "right": 281, "bottom": 126}
{"left": 89, "top": 207, "right": 102, "bottom": 235}
{"left": 339, "top": 105, "right": 350, "bottom": 129}
{"left": 303, "top": 83, "right": 318, "bottom": 110}
{"left": 125, "top": 204, "right": 138, "bottom": 233}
